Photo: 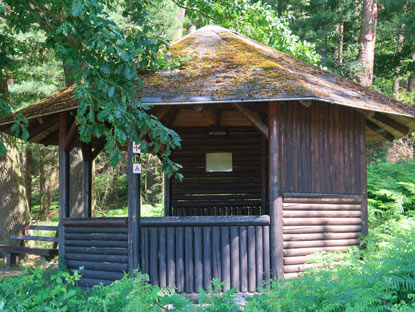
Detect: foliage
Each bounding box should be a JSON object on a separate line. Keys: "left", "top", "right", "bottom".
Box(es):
{"left": 367, "top": 160, "right": 415, "bottom": 227}
{"left": 174, "top": 0, "right": 320, "bottom": 64}
{"left": 244, "top": 217, "right": 415, "bottom": 312}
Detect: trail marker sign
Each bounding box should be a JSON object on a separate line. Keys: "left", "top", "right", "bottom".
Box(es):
{"left": 132, "top": 142, "right": 141, "bottom": 154}
{"left": 133, "top": 163, "right": 142, "bottom": 174}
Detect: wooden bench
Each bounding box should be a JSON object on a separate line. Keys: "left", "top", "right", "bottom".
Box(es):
{"left": 0, "top": 224, "right": 58, "bottom": 268}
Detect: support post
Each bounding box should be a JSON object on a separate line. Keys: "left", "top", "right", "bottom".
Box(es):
{"left": 58, "top": 112, "right": 70, "bottom": 265}
{"left": 361, "top": 116, "right": 368, "bottom": 237}
{"left": 268, "top": 101, "right": 284, "bottom": 280}
{"left": 81, "top": 143, "right": 92, "bottom": 218}
{"left": 128, "top": 140, "right": 141, "bottom": 274}
{"left": 164, "top": 173, "right": 171, "bottom": 216}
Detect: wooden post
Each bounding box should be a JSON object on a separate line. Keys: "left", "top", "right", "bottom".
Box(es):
{"left": 81, "top": 143, "right": 92, "bottom": 218}
{"left": 360, "top": 116, "right": 368, "bottom": 237}
{"left": 268, "top": 101, "right": 284, "bottom": 280}
{"left": 164, "top": 173, "right": 171, "bottom": 216}
{"left": 58, "top": 113, "right": 70, "bottom": 265}
{"left": 128, "top": 140, "right": 141, "bottom": 273}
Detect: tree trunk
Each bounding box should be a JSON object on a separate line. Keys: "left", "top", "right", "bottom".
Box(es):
{"left": 70, "top": 147, "right": 84, "bottom": 217}
{"left": 22, "top": 145, "right": 33, "bottom": 213}
{"left": 357, "top": 0, "right": 378, "bottom": 87}
{"left": 39, "top": 147, "right": 46, "bottom": 216}
{"left": 110, "top": 165, "right": 119, "bottom": 206}
{"left": 175, "top": 8, "right": 186, "bottom": 39}
{"left": 408, "top": 52, "right": 415, "bottom": 92}
{"left": 334, "top": 22, "right": 344, "bottom": 65}
{"left": 0, "top": 71, "right": 30, "bottom": 245}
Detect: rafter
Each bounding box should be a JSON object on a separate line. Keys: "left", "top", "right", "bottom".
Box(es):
{"left": 365, "top": 119, "right": 394, "bottom": 142}
{"left": 233, "top": 103, "right": 269, "bottom": 139}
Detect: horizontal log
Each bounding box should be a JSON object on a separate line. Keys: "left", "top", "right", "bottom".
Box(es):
{"left": 283, "top": 210, "right": 361, "bottom": 218}
{"left": 0, "top": 246, "right": 57, "bottom": 257}
{"left": 283, "top": 218, "right": 362, "bottom": 226}
{"left": 283, "top": 254, "right": 346, "bottom": 265}
{"left": 283, "top": 272, "right": 299, "bottom": 279}
{"left": 283, "top": 225, "right": 362, "bottom": 234}
{"left": 64, "top": 233, "right": 128, "bottom": 241}
{"left": 63, "top": 218, "right": 128, "bottom": 227}
{"left": 171, "top": 194, "right": 260, "bottom": 201}
{"left": 172, "top": 178, "right": 261, "bottom": 185}
{"left": 283, "top": 239, "right": 360, "bottom": 249}
{"left": 78, "top": 269, "right": 124, "bottom": 281}
{"left": 282, "top": 203, "right": 361, "bottom": 211}
{"left": 13, "top": 225, "right": 57, "bottom": 231}
{"left": 284, "top": 263, "right": 327, "bottom": 273}
{"left": 76, "top": 278, "right": 113, "bottom": 287}
{"left": 283, "top": 196, "right": 362, "bottom": 204}
{"left": 65, "top": 253, "right": 128, "bottom": 264}
{"left": 64, "top": 227, "right": 128, "bottom": 234}
{"left": 66, "top": 260, "right": 128, "bottom": 272}
{"left": 173, "top": 201, "right": 261, "bottom": 208}
{"left": 140, "top": 215, "right": 270, "bottom": 227}
{"left": 283, "top": 246, "right": 349, "bottom": 257}
{"left": 10, "top": 235, "right": 58, "bottom": 242}
{"left": 283, "top": 232, "right": 360, "bottom": 241}
{"left": 65, "top": 240, "right": 128, "bottom": 248}
{"left": 65, "top": 247, "right": 128, "bottom": 256}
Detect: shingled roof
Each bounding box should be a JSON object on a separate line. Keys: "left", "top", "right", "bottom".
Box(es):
{"left": 1, "top": 25, "right": 415, "bottom": 142}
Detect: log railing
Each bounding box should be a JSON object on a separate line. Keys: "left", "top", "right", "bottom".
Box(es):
{"left": 140, "top": 215, "right": 271, "bottom": 293}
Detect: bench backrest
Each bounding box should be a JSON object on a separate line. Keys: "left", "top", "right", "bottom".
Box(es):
{"left": 11, "top": 225, "right": 58, "bottom": 249}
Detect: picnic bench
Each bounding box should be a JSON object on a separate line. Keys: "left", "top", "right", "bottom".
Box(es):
{"left": 0, "top": 224, "right": 58, "bottom": 268}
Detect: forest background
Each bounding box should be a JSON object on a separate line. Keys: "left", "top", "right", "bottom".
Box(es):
{"left": 0, "top": 0, "right": 415, "bottom": 238}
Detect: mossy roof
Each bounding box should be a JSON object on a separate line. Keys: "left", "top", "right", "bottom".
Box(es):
{"left": 1, "top": 25, "right": 415, "bottom": 143}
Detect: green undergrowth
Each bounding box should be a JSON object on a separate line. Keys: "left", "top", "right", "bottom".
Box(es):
{"left": 1, "top": 218, "right": 414, "bottom": 311}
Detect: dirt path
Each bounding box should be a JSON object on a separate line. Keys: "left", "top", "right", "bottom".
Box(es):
{"left": 0, "top": 268, "right": 22, "bottom": 279}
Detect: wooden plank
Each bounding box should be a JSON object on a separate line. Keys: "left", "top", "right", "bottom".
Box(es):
{"left": 283, "top": 225, "right": 362, "bottom": 234}
{"left": 194, "top": 227, "right": 203, "bottom": 292}
{"left": 365, "top": 119, "right": 394, "bottom": 142}
{"left": 283, "top": 210, "right": 361, "bottom": 218}
{"left": 159, "top": 227, "right": 167, "bottom": 288}
{"left": 128, "top": 140, "right": 141, "bottom": 274}
{"left": 361, "top": 115, "right": 368, "bottom": 236}
{"left": 230, "top": 226, "right": 240, "bottom": 291}
{"left": 221, "top": 226, "right": 231, "bottom": 291}
{"left": 283, "top": 246, "right": 350, "bottom": 257}
{"left": 64, "top": 247, "right": 128, "bottom": 256}
{"left": 64, "top": 227, "right": 128, "bottom": 234}
{"left": 140, "top": 216, "right": 270, "bottom": 227}
{"left": 203, "top": 227, "right": 212, "bottom": 291}
{"left": 149, "top": 228, "right": 159, "bottom": 285}
{"left": 64, "top": 253, "right": 128, "bottom": 263}
{"left": 77, "top": 270, "right": 124, "bottom": 281}
{"left": 372, "top": 112, "right": 409, "bottom": 135}
{"left": 334, "top": 105, "right": 340, "bottom": 192}
{"left": 13, "top": 225, "right": 57, "bottom": 231}
{"left": 283, "top": 232, "right": 360, "bottom": 241}
{"left": 63, "top": 218, "right": 128, "bottom": 227}
{"left": 263, "top": 226, "right": 270, "bottom": 284}
{"left": 58, "top": 113, "right": 70, "bottom": 266}
{"left": 283, "top": 218, "right": 362, "bottom": 226}
{"left": 66, "top": 260, "right": 128, "bottom": 272}
{"left": 261, "top": 136, "right": 267, "bottom": 215}
{"left": 254, "top": 226, "right": 264, "bottom": 290}
{"left": 268, "top": 101, "right": 284, "bottom": 280}
{"left": 283, "top": 239, "right": 360, "bottom": 249}
{"left": 176, "top": 227, "right": 185, "bottom": 293}
{"left": 164, "top": 173, "right": 171, "bottom": 216}
{"left": 10, "top": 235, "right": 58, "bottom": 243}
{"left": 0, "top": 246, "right": 57, "bottom": 257}
{"left": 142, "top": 227, "right": 149, "bottom": 274}
{"left": 167, "top": 227, "right": 175, "bottom": 287}
{"left": 184, "top": 227, "right": 194, "bottom": 293}
{"left": 65, "top": 239, "right": 128, "bottom": 248}
{"left": 239, "top": 226, "right": 248, "bottom": 292}
{"left": 283, "top": 203, "right": 361, "bottom": 210}
{"left": 212, "top": 226, "right": 221, "bottom": 289}
{"left": 284, "top": 263, "right": 327, "bottom": 273}
{"left": 247, "top": 226, "right": 256, "bottom": 292}
{"left": 81, "top": 143, "right": 92, "bottom": 218}
{"left": 63, "top": 120, "right": 78, "bottom": 152}
{"left": 283, "top": 196, "right": 362, "bottom": 204}
{"left": 64, "top": 233, "right": 128, "bottom": 241}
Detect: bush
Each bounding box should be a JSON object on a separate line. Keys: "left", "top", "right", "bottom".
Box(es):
{"left": 244, "top": 218, "right": 415, "bottom": 312}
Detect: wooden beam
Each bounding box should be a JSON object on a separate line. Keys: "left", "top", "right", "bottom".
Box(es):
{"left": 91, "top": 138, "right": 105, "bottom": 160}
{"left": 360, "top": 115, "right": 368, "bottom": 237}
{"left": 268, "top": 101, "right": 284, "bottom": 280}
{"left": 81, "top": 143, "right": 92, "bottom": 218}
{"left": 127, "top": 140, "right": 141, "bottom": 274}
{"left": 365, "top": 119, "right": 394, "bottom": 142}
{"left": 164, "top": 173, "right": 171, "bottom": 216}
{"left": 28, "top": 117, "right": 57, "bottom": 140}
{"left": 233, "top": 103, "right": 269, "bottom": 139}
{"left": 41, "top": 130, "right": 59, "bottom": 146}
{"left": 58, "top": 112, "right": 70, "bottom": 267}
{"left": 372, "top": 112, "right": 409, "bottom": 135}
{"left": 63, "top": 120, "right": 78, "bottom": 151}
{"left": 155, "top": 106, "right": 174, "bottom": 120}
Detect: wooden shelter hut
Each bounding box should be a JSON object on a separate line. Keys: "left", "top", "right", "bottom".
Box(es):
{"left": 1, "top": 25, "right": 415, "bottom": 294}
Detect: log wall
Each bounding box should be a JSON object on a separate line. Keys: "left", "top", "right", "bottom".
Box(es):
{"left": 282, "top": 195, "right": 362, "bottom": 278}
{"left": 140, "top": 216, "right": 271, "bottom": 293}
{"left": 63, "top": 218, "right": 129, "bottom": 288}
{"left": 170, "top": 127, "right": 266, "bottom": 216}
{"left": 281, "top": 102, "right": 365, "bottom": 194}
